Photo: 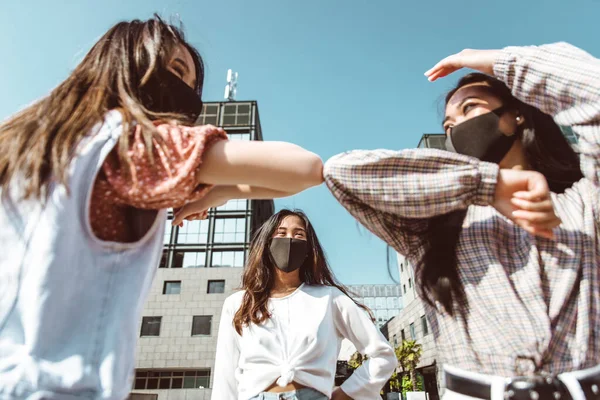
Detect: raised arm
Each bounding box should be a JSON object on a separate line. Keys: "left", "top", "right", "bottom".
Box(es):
{"left": 426, "top": 42, "right": 600, "bottom": 187}
{"left": 494, "top": 42, "right": 600, "bottom": 187}
{"left": 99, "top": 123, "right": 323, "bottom": 210}
{"left": 324, "top": 148, "right": 498, "bottom": 255}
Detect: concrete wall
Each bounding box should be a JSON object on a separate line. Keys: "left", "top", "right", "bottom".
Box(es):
{"left": 132, "top": 267, "right": 243, "bottom": 400}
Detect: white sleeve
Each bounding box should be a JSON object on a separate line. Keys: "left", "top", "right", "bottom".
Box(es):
{"left": 210, "top": 297, "right": 240, "bottom": 400}
{"left": 333, "top": 289, "right": 397, "bottom": 400}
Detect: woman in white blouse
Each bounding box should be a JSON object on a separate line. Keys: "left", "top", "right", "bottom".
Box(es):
{"left": 211, "top": 209, "right": 396, "bottom": 400}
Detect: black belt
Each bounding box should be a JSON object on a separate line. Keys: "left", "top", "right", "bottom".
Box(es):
{"left": 445, "top": 369, "right": 600, "bottom": 399}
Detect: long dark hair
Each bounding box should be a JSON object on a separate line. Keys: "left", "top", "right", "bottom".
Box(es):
{"left": 233, "top": 209, "right": 371, "bottom": 334}
{"left": 0, "top": 14, "right": 204, "bottom": 199}
{"left": 418, "top": 73, "right": 583, "bottom": 316}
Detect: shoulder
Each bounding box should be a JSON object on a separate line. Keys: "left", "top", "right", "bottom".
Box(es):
{"left": 302, "top": 283, "right": 342, "bottom": 296}
{"left": 306, "top": 284, "right": 355, "bottom": 307}
{"left": 223, "top": 290, "right": 246, "bottom": 311}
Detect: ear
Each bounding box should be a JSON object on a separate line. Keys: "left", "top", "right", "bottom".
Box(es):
{"left": 515, "top": 111, "right": 526, "bottom": 127}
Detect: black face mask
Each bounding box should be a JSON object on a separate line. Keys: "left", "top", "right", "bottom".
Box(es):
{"left": 269, "top": 238, "right": 308, "bottom": 273}
{"left": 445, "top": 105, "right": 517, "bottom": 164}
{"left": 139, "top": 70, "right": 203, "bottom": 123}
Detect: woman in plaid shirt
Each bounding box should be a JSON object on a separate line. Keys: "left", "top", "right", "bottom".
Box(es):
{"left": 324, "top": 43, "right": 599, "bottom": 399}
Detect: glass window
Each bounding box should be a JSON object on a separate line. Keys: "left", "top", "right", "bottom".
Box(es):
{"left": 223, "top": 104, "right": 237, "bottom": 115}
{"left": 213, "top": 218, "right": 246, "bottom": 243}
{"left": 375, "top": 297, "right": 385, "bottom": 309}
{"left": 410, "top": 322, "right": 416, "bottom": 339}
{"left": 196, "top": 370, "right": 210, "bottom": 389}
{"left": 135, "top": 370, "right": 210, "bottom": 390}
{"left": 361, "top": 286, "right": 369, "bottom": 297}
{"left": 198, "top": 104, "right": 219, "bottom": 125}
{"left": 211, "top": 251, "right": 244, "bottom": 268}
{"left": 140, "top": 316, "right": 161, "bottom": 337}
{"left": 163, "top": 281, "right": 181, "bottom": 295}
{"left": 387, "top": 297, "right": 398, "bottom": 309}
{"left": 159, "top": 251, "right": 168, "bottom": 268}
{"left": 364, "top": 297, "right": 375, "bottom": 309}
{"left": 192, "top": 315, "right": 212, "bottom": 336}
{"left": 164, "top": 219, "right": 172, "bottom": 245}
{"left": 376, "top": 309, "right": 387, "bottom": 322}
{"left": 172, "top": 251, "right": 206, "bottom": 268}
{"left": 403, "top": 285, "right": 406, "bottom": 294}
{"left": 228, "top": 133, "right": 251, "bottom": 141}
{"left": 217, "top": 199, "right": 248, "bottom": 211}
{"left": 386, "top": 286, "right": 395, "bottom": 296}
{"left": 207, "top": 280, "right": 225, "bottom": 294}
{"left": 409, "top": 278, "right": 412, "bottom": 288}
{"left": 428, "top": 135, "right": 446, "bottom": 150}
{"left": 177, "top": 220, "right": 209, "bottom": 244}
{"left": 401, "top": 329, "right": 406, "bottom": 341}
{"left": 421, "top": 315, "right": 429, "bottom": 335}
{"left": 221, "top": 103, "right": 252, "bottom": 126}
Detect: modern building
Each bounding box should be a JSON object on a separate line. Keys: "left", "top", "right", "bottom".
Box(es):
{"left": 129, "top": 101, "right": 274, "bottom": 400}
{"left": 347, "top": 284, "right": 403, "bottom": 328}
{"left": 387, "top": 254, "right": 440, "bottom": 400}
{"left": 417, "top": 133, "right": 446, "bottom": 150}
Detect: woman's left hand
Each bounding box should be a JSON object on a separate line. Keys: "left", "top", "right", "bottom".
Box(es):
{"left": 172, "top": 187, "right": 229, "bottom": 226}
{"left": 331, "top": 387, "right": 352, "bottom": 400}
{"left": 424, "top": 49, "right": 502, "bottom": 82}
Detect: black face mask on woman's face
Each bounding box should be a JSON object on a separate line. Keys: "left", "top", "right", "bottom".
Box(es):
{"left": 139, "top": 70, "right": 203, "bottom": 123}
{"left": 269, "top": 238, "right": 308, "bottom": 273}
{"left": 445, "top": 104, "right": 517, "bottom": 164}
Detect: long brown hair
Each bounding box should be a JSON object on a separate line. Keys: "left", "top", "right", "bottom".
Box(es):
{"left": 415, "top": 73, "right": 583, "bottom": 316}
{"left": 0, "top": 14, "right": 204, "bottom": 199}
{"left": 233, "top": 209, "right": 371, "bottom": 334}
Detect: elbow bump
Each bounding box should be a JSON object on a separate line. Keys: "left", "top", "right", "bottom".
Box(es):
{"left": 302, "top": 153, "right": 324, "bottom": 189}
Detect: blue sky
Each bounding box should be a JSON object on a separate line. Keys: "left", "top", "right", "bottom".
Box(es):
{"left": 1, "top": 0, "right": 598, "bottom": 284}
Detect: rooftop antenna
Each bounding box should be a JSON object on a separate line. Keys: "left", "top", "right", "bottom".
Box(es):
{"left": 224, "top": 69, "right": 238, "bottom": 101}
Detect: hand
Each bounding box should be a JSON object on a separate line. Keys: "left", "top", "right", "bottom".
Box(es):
{"left": 172, "top": 187, "right": 229, "bottom": 226}
{"left": 171, "top": 209, "right": 208, "bottom": 227}
{"left": 493, "top": 169, "right": 561, "bottom": 239}
{"left": 424, "top": 49, "right": 501, "bottom": 82}
{"left": 331, "top": 387, "right": 352, "bottom": 400}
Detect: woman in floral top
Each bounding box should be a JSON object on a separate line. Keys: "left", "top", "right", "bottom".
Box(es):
{"left": 0, "top": 16, "right": 322, "bottom": 400}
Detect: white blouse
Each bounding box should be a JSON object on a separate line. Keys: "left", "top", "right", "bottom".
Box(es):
{"left": 211, "top": 284, "right": 397, "bottom": 400}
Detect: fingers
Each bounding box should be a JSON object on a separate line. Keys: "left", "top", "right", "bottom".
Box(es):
{"left": 424, "top": 54, "right": 461, "bottom": 81}
{"left": 172, "top": 208, "right": 209, "bottom": 226}
{"left": 512, "top": 210, "right": 561, "bottom": 229}
{"left": 514, "top": 172, "right": 550, "bottom": 201}
{"left": 515, "top": 220, "right": 556, "bottom": 240}
{"left": 512, "top": 204, "right": 561, "bottom": 239}
{"left": 510, "top": 197, "right": 553, "bottom": 212}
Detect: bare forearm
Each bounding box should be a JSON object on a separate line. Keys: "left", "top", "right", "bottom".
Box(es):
{"left": 197, "top": 140, "right": 324, "bottom": 194}
{"left": 220, "top": 185, "right": 293, "bottom": 200}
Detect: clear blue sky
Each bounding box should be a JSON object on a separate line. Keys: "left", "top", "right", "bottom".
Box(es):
{"left": 1, "top": 0, "right": 598, "bottom": 284}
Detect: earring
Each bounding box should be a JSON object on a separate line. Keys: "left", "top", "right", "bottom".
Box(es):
{"left": 516, "top": 116, "right": 522, "bottom": 122}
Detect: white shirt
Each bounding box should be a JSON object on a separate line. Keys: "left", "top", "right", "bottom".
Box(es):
{"left": 211, "top": 284, "right": 396, "bottom": 400}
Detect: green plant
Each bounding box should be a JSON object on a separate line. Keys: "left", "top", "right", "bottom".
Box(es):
{"left": 395, "top": 340, "right": 423, "bottom": 391}
{"left": 348, "top": 351, "right": 368, "bottom": 370}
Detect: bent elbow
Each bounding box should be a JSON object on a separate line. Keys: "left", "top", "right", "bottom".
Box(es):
{"left": 299, "top": 152, "right": 324, "bottom": 190}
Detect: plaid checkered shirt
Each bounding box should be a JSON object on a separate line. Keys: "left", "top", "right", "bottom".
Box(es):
{"left": 324, "top": 42, "right": 600, "bottom": 377}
